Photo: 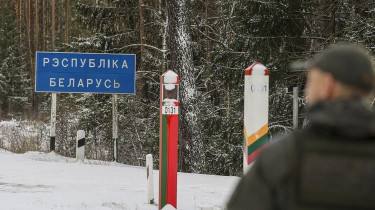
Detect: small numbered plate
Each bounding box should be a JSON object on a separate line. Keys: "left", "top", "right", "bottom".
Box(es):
{"left": 162, "top": 106, "right": 179, "bottom": 115}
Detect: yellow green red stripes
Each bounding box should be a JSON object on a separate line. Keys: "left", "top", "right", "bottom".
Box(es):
{"left": 247, "top": 143, "right": 267, "bottom": 164}
{"left": 244, "top": 124, "right": 268, "bottom": 146}
{"left": 247, "top": 134, "right": 268, "bottom": 154}
{"left": 244, "top": 124, "right": 268, "bottom": 164}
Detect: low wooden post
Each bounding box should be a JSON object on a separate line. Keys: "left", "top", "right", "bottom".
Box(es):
{"left": 146, "top": 154, "right": 154, "bottom": 204}
{"left": 76, "top": 130, "right": 85, "bottom": 162}
{"left": 112, "top": 94, "right": 118, "bottom": 162}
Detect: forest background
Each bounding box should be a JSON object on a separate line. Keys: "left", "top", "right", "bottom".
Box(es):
{"left": 1, "top": 0, "right": 374, "bottom": 176}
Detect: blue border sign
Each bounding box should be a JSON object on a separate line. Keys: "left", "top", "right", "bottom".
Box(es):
{"left": 35, "top": 52, "right": 136, "bottom": 94}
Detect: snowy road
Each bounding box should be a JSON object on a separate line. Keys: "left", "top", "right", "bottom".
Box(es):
{"left": 0, "top": 150, "right": 239, "bottom": 210}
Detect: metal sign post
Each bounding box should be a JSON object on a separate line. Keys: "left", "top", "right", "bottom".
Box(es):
{"left": 243, "top": 62, "right": 269, "bottom": 174}
{"left": 112, "top": 94, "right": 118, "bottom": 162}
{"left": 50, "top": 93, "right": 57, "bottom": 151}
{"left": 159, "top": 70, "right": 179, "bottom": 210}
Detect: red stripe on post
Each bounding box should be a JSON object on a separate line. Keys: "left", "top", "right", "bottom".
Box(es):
{"left": 166, "top": 114, "right": 179, "bottom": 208}
{"left": 175, "top": 76, "right": 179, "bottom": 84}
{"left": 247, "top": 143, "right": 267, "bottom": 164}
{"left": 244, "top": 62, "right": 259, "bottom": 75}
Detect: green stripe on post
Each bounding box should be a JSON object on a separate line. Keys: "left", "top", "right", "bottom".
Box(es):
{"left": 247, "top": 134, "right": 268, "bottom": 155}
{"left": 160, "top": 114, "right": 168, "bottom": 208}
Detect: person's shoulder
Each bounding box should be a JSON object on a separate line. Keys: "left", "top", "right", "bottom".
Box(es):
{"left": 255, "top": 134, "right": 290, "bottom": 186}
{"left": 261, "top": 134, "right": 289, "bottom": 162}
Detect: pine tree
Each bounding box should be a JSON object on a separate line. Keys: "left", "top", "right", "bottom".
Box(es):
{"left": 0, "top": 1, "right": 30, "bottom": 118}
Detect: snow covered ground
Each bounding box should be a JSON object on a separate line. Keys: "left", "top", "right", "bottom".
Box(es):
{"left": 0, "top": 149, "right": 239, "bottom": 210}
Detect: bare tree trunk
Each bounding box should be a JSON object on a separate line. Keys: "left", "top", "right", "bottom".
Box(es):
{"left": 65, "top": 0, "right": 70, "bottom": 44}
{"left": 205, "top": 0, "right": 210, "bottom": 62}
{"left": 137, "top": 0, "right": 149, "bottom": 105}
{"left": 34, "top": 0, "right": 40, "bottom": 117}
{"left": 168, "top": 0, "right": 204, "bottom": 173}
{"left": 204, "top": 0, "right": 219, "bottom": 107}
{"left": 139, "top": 0, "right": 145, "bottom": 58}
{"left": 41, "top": 0, "right": 45, "bottom": 50}
{"left": 18, "top": 0, "right": 22, "bottom": 45}
{"left": 26, "top": 0, "right": 32, "bottom": 60}
{"left": 51, "top": 0, "right": 55, "bottom": 50}
{"left": 31, "top": 0, "right": 37, "bottom": 117}
{"left": 34, "top": 0, "right": 38, "bottom": 50}
{"left": 159, "top": 0, "right": 167, "bottom": 73}
{"left": 30, "top": 0, "right": 39, "bottom": 117}
{"left": 26, "top": 0, "right": 38, "bottom": 117}
{"left": 57, "top": 0, "right": 62, "bottom": 35}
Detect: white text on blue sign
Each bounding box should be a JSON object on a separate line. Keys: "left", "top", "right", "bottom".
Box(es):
{"left": 35, "top": 52, "right": 136, "bottom": 94}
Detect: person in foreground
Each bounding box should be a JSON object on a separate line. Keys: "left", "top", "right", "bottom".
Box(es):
{"left": 227, "top": 44, "right": 375, "bottom": 210}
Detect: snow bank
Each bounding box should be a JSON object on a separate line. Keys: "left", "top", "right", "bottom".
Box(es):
{"left": 23, "top": 151, "right": 77, "bottom": 163}
{"left": 0, "top": 149, "right": 239, "bottom": 210}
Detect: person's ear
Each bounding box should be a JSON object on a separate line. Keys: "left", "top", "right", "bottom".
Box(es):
{"left": 324, "top": 74, "right": 336, "bottom": 99}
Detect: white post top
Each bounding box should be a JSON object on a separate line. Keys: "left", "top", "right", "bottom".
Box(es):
{"left": 252, "top": 63, "right": 267, "bottom": 75}
{"left": 162, "top": 70, "right": 179, "bottom": 84}
{"left": 244, "top": 62, "right": 269, "bottom": 76}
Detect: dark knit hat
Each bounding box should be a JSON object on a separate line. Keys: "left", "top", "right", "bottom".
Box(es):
{"left": 309, "top": 44, "right": 375, "bottom": 92}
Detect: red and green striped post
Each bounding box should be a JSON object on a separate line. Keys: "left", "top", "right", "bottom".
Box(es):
{"left": 243, "top": 62, "right": 269, "bottom": 173}
{"left": 159, "top": 70, "right": 179, "bottom": 210}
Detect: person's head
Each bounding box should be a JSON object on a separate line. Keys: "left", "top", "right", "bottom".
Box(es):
{"left": 305, "top": 44, "right": 375, "bottom": 105}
